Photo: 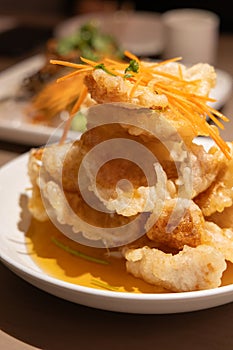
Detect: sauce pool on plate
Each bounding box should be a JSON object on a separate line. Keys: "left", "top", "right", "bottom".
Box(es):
{"left": 25, "top": 218, "right": 233, "bottom": 292}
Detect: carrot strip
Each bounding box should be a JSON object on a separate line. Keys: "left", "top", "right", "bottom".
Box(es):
{"left": 104, "top": 58, "right": 127, "bottom": 66}
{"left": 207, "top": 105, "right": 229, "bottom": 121}
{"left": 207, "top": 124, "right": 231, "bottom": 159}
{"left": 178, "top": 64, "right": 183, "bottom": 80}
{"left": 56, "top": 67, "right": 93, "bottom": 82}
{"left": 129, "top": 76, "right": 143, "bottom": 98}
{"left": 80, "top": 56, "right": 101, "bottom": 66}
{"left": 124, "top": 50, "right": 139, "bottom": 62}
{"left": 194, "top": 100, "right": 225, "bottom": 129}
{"left": 59, "top": 85, "right": 88, "bottom": 145}
{"left": 153, "top": 56, "right": 182, "bottom": 67}
{"left": 169, "top": 96, "right": 231, "bottom": 159}
{"left": 50, "top": 59, "right": 89, "bottom": 69}
{"left": 71, "top": 85, "right": 88, "bottom": 115}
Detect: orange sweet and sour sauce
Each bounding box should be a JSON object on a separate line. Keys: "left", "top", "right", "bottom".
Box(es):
{"left": 25, "top": 218, "right": 233, "bottom": 293}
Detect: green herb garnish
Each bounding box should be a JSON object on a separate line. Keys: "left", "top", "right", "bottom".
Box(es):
{"left": 124, "top": 73, "right": 134, "bottom": 79}
{"left": 51, "top": 237, "right": 109, "bottom": 265}
{"left": 71, "top": 111, "right": 87, "bottom": 133}
{"left": 56, "top": 22, "right": 123, "bottom": 61}
{"left": 94, "top": 63, "right": 116, "bottom": 76}
{"left": 91, "top": 278, "right": 119, "bottom": 291}
{"left": 125, "top": 59, "right": 139, "bottom": 74}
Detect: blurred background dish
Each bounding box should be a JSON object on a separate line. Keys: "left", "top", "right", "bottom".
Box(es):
{"left": 209, "top": 68, "right": 233, "bottom": 110}
{"left": 0, "top": 8, "right": 231, "bottom": 145}
{"left": 161, "top": 8, "right": 220, "bottom": 65}
{"left": 54, "top": 11, "right": 164, "bottom": 57}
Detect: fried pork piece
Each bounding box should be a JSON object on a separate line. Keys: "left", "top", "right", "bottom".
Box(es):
{"left": 88, "top": 161, "right": 176, "bottom": 217}
{"left": 120, "top": 126, "right": 222, "bottom": 199}
{"left": 78, "top": 104, "right": 202, "bottom": 217}
{"left": 184, "top": 63, "right": 216, "bottom": 96}
{"left": 208, "top": 205, "right": 233, "bottom": 229}
{"left": 28, "top": 140, "right": 148, "bottom": 246}
{"left": 189, "top": 142, "right": 224, "bottom": 198}
{"left": 145, "top": 199, "right": 204, "bottom": 251}
{"left": 84, "top": 104, "right": 223, "bottom": 202}
{"left": 202, "top": 221, "right": 233, "bottom": 263}
{"left": 27, "top": 148, "right": 48, "bottom": 221}
{"left": 27, "top": 103, "right": 222, "bottom": 246}
{"left": 84, "top": 63, "right": 216, "bottom": 143}
{"left": 84, "top": 61, "right": 216, "bottom": 138}
{"left": 84, "top": 62, "right": 215, "bottom": 108}
{"left": 39, "top": 118, "right": 176, "bottom": 203}
{"left": 27, "top": 102, "right": 231, "bottom": 250}
{"left": 39, "top": 178, "right": 148, "bottom": 247}
{"left": 85, "top": 69, "right": 169, "bottom": 108}
{"left": 43, "top": 140, "right": 82, "bottom": 192}
{"left": 27, "top": 142, "right": 77, "bottom": 222}
{"left": 64, "top": 105, "right": 183, "bottom": 215}
{"left": 194, "top": 142, "right": 233, "bottom": 216}
{"left": 124, "top": 244, "right": 226, "bottom": 292}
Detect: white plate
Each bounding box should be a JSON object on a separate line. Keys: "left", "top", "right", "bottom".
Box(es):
{"left": 0, "top": 54, "right": 231, "bottom": 145}
{"left": 0, "top": 55, "right": 81, "bottom": 145}
{"left": 209, "top": 68, "right": 232, "bottom": 109}
{"left": 0, "top": 54, "right": 54, "bottom": 145}
{"left": 0, "top": 140, "right": 233, "bottom": 314}
{"left": 54, "top": 11, "right": 164, "bottom": 57}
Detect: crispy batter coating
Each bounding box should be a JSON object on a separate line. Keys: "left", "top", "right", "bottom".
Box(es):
{"left": 28, "top": 141, "right": 149, "bottom": 246}
{"left": 190, "top": 142, "right": 223, "bottom": 198}
{"left": 202, "top": 221, "right": 233, "bottom": 263}
{"left": 27, "top": 149, "right": 48, "bottom": 221}
{"left": 84, "top": 62, "right": 216, "bottom": 109}
{"left": 208, "top": 204, "right": 233, "bottom": 229}
{"left": 85, "top": 69, "right": 169, "bottom": 108}
{"left": 92, "top": 166, "right": 172, "bottom": 219}
{"left": 194, "top": 142, "right": 233, "bottom": 216}
{"left": 124, "top": 244, "right": 226, "bottom": 292}
{"left": 146, "top": 199, "right": 204, "bottom": 251}
{"left": 42, "top": 142, "right": 71, "bottom": 186}
{"left": 40, "top": 179, "right": 148, "bottom": 246}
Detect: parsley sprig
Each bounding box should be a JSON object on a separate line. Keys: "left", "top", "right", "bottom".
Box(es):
{"left": 124, "top": 59, "right": 139, "bottom": 78}
{"left": 94, "top": 63, "right": 116, "bottom": 76}
{"left": 51, "top": 237, "right": 109, "bottom": 265}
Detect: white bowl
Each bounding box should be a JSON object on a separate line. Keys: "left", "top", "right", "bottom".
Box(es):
{"left": 54, "top": 11, "right": 164, "bottom": 57}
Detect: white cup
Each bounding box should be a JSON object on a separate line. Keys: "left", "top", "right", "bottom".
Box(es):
{"left": 161, "top": 8, "right": 220, "bottom": 65}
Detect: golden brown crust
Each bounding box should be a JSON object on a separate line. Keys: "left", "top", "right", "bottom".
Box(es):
{"left": 146, "top": 199, "right": 204, "bottom": 251}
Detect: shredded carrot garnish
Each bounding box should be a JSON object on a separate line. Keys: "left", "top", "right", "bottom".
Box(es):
{"left": 152, "top": 56, "right": 182, "bottom": 67}
{"left": 57, "top": 67, "right": 93, "bottom": 82}
{"left": 129, "top": 75, "right": 143, "bottom": 98}
{"left": 124, "top": 50, "right": 140, "bottom": 62}
{"left": 59, "top": 84, "right": 88, "bottom": 144}
{"left": 178, "top": 64, "right": 183, "bottom": 80}
{"left": 80, "top": 56, "right": 101, "bottom": 66}
{"left": 71, "top": 84, "right": 88, "bottom": 115}
{"left": 50, "top": 59, "right": 89, "bottom": 70}
{"left": 50, "top": 52, "right": 231, "bottom": 159}
{"left": 208, "top": 105, "right": 229, "bottom": 122}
